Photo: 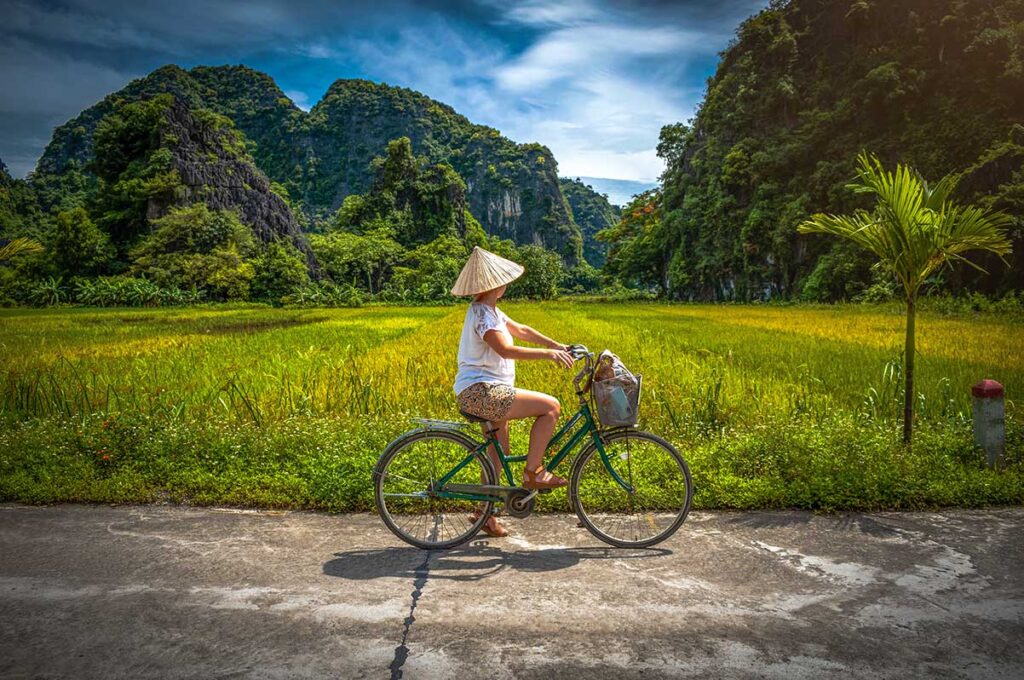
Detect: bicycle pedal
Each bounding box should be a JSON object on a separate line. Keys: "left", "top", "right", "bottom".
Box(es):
{"left": 538, "top": 489, "right": 553, "bottom": 494}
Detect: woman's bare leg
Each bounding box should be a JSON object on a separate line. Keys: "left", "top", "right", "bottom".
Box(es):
{"left": 481, "top": 420, "right": 510, "bottom": 483}
{"left": 505, "top": 388, "right": 561, "bottom": 481}
{"left": 476, "top": 420, "right": 511, "bottom": 535}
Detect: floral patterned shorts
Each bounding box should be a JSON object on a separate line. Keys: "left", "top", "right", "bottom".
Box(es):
{"left": 457, "top": 382, "right": 516, "bottom": 421}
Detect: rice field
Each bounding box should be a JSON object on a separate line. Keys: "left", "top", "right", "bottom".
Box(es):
{"left": 1, "top": 302, "right": 1021, "bottom": 510}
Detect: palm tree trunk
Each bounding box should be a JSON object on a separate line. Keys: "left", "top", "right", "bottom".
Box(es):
{"left": 902, "top": 293, "right": 916, "bottom": 445}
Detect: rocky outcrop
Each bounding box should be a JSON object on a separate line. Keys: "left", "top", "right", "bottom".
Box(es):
{"left": 156, "top": 100, "right": 318, "bottom": 273}
{"left": 485, "top": 190, "right": 522, "bottom": 232}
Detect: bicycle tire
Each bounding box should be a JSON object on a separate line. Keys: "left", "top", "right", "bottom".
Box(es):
{"left": 569, "top": 429, "right": 692, "bottom": 548}
{"left": 373, "top": 429, "right": 497, "bottom": 550}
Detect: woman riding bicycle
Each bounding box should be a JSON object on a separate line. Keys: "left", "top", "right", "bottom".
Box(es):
{"left": 451, "top": 246, "right": 574, "bottom": 537}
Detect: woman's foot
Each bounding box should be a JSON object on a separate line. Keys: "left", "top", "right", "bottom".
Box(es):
{"left": 523, "top": 464, "right": 567, "bottom": 490}
{"left": 470, "top": 509, "right": 509, "bottom": 537}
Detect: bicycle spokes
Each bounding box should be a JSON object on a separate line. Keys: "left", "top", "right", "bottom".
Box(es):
{"left": 572, "top": 431, "right": 692, "bottom": 548}
{"left": 376, "top": 432, "right": 495, "bottom": 549}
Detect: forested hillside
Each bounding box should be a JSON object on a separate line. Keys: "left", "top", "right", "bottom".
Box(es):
{"left": 30, "top": 65, "right": 581, "bottom": 262}
{"left": 0, "top": 86, "right": 578, "bottom": 306}
{"left": 559, "top": 177, "right": 620, "bottom": 267}
{"left": 603, "top": 0, "right": 1023, "bottom": 300}
{"left": 0, "top": 159, "right": 43, "bottom": 237}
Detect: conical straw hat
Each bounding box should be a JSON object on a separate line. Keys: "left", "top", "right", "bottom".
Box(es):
{"left": 451, "top": 246, "right": 525, "bottom": 296}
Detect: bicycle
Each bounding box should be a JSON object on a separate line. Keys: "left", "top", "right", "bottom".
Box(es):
{"left": 372, "top": 345, "right": 692, "bottom": 549}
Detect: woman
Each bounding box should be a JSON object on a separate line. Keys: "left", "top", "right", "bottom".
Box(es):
{"left": 451, "top": 246, "right": 574, "bottom": 537}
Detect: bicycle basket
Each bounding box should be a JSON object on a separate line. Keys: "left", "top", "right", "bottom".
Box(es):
{"left": 591, "top": 350, "right": 641, "bottom": 427}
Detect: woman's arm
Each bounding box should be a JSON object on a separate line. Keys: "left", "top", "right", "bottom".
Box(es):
{"left": 505, "top": 319, "right": 567, "bottom": 351}
{"left": 484, "top": 329, "right": 573, "bottom": 368}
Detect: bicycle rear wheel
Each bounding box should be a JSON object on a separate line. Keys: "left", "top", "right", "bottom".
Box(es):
{"left": 373, "top": 429, "right": 496, "bottom": 550}
{"left": 570, "top": 430, "right": 692, "bottom": 548}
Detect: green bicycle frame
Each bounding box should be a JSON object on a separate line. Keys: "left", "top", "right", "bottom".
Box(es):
{"left": 433, "top": 400, "right": 634, "bottom": 502}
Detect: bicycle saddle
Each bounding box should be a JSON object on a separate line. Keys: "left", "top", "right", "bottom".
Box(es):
{"left": 459, "top": 409, "right": 490, "bottom": 424}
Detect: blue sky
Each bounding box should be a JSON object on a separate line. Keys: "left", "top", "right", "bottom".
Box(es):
{"left": 0, "top": 0, "right": 768, "bottom": 181}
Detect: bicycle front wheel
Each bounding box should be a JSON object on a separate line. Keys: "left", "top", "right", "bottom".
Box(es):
{"left": 374, "top": 429, "right": 497, "bottom": 550}
{"left": 570, "top": 430, "right": 692, "bottom": 548}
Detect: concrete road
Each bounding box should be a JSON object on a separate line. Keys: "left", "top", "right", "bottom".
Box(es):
{"left": 1, "top": 505, "right": 1022, "bottom": 679}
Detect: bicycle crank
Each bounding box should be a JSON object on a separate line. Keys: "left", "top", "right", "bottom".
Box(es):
{"left": 505, "top": 489, "right": 537, "bottom": 519}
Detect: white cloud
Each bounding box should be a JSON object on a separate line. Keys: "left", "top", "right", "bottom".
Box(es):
{"left": 494, "top": 24, "right": 699, "bottom": 91}
{"left": 334, "top": 10, "right": 708, "bottom": 181}
{"left": 500, "top": 0, "right": 602, "bottom": 27}
{"left": 293, "top": 43, "right": 337, "bottom": 59}
{"left": 499, "top": 72, "right": 702, "bottom": 181}
{"left": 340, "top": 19, "right": 508, "bottom": 125}
{"left": 558, "top": 148, "right": 663, "bottom": 182}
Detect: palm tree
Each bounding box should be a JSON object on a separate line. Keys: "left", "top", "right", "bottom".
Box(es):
{"left": 798, "top": 152, "right": 1012, "bottom": 445}
{"left": 0, "top": 237, "right": 44, "bottom": 262}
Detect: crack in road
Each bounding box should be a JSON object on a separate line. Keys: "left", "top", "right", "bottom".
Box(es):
{"left": 389, "top": 550, "right": 432, "bottom": 679}
{"left": 389, "top": 516, "right": 443, "bottom": 679}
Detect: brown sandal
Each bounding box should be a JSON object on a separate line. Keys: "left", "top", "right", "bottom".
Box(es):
{"left": 523, "top": 465, "right": 568, "bottom": 490}
{"left": 470, "top": 509, "right": 509, "bottom": 537}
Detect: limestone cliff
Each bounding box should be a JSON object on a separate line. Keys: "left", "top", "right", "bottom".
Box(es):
{"left": 155, "top": 100, "right": 317, "bottom": 272}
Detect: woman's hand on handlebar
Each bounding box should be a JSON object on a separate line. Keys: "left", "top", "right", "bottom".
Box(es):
{"left": 547, "top": 348, "right": 574, "bottom": 369}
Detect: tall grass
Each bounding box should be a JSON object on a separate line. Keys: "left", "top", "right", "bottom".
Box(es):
{"left": 0, "top": 302, "right": 1020, "bottom": 510}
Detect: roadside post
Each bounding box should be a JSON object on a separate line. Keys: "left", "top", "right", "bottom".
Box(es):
{"left": 972, "top": 379, "right": 1005, "bottom": 470}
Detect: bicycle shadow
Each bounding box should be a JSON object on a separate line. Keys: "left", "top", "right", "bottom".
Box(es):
{"left": 323, "top": 542, "right": 671, "bottom": 582}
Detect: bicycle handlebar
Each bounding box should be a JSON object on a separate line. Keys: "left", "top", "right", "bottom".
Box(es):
{"left": 568, "top": 344, "right": 594, "bottom": 393}
{"left": 567, "top": 344, "right": 591, "bottom": 361}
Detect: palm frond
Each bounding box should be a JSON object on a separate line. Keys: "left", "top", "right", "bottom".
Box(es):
{"left": 0, "top": 237, "right": 45, "bottom": 262}
{"left": 922, "top": 170, "right": 960, "bottom": 212}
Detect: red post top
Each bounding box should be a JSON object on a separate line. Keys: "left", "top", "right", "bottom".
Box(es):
{"left": 972, "top": 379, "right": 1004, "bottom": 399}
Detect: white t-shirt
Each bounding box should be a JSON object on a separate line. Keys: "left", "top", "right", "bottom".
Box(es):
{"left": 453, "top": 302, "right": 516, "bottom": 395}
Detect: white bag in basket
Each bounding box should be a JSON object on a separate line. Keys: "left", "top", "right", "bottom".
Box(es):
{"left": 592, "top": 350, "right": 641, "bottom": 427}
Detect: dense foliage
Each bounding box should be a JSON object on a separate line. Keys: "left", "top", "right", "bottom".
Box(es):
{"left": 0, "top": 64, "right": 601, "bottom": 305}
{"left": 602, "top": 0, "right": 1024, "bottom": 300}
{"left": 798, "top": 151, "right": 1013, "bottom": 445}
{"left": 0, "top": 89, "right": 322, "bottom": 306}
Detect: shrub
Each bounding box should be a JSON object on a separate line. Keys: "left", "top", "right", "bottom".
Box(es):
{"left": 251, "top": 240, "right": 310, "bottom": 304}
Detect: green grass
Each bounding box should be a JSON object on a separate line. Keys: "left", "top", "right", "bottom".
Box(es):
{"left": 1, "top": 301, "right": 1021, "bottom": 511}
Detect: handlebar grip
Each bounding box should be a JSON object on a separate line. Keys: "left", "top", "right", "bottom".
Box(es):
{"left": 567, "top": 344, "right": 590, "bottom": 360}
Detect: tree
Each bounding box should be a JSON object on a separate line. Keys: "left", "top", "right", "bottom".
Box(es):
{"left": 251, "top": 240, "right": 310, "bottom": 303}
{"left": 308, "top": 228, "right": 405, "bottom": 294}
{"left": 49, "top": 207, "right": 113, "bottom": 275}
{"left": 798, "top": 152, "right": 1012, "bottom": 445}
{"left": 386, "top": 234, "right": 468, "bottom": 301}
{"left": 507, "top": 245, "right": 563, "bottom": 299}
{"left": 90, "top": 95, "right": 182, "bottom": 255}
{"left": 598, "top": 190, "right": 671, "bottom": 294}
{"left": 130, "top": 204, "right": 257, "bottom": 301}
